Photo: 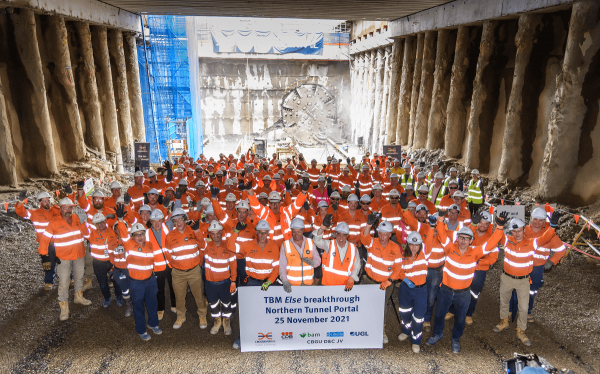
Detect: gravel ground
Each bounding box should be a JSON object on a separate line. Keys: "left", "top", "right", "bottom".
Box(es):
{"left": 0, "top": 221, "right": 598, "bottom": 373}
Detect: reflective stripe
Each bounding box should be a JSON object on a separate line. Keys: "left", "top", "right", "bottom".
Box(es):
{"left": 128, "top": 264, "right": 154, "bottom": 270}
{"left": 445, "top": 257, "right": 476, "bottom": 269}
{"left": 54, "top": 238, "right": 84, "bottom": 247}
{"left": 443, "top": 267, "right": 475, "bottom": 280}
{"left": 504, "top": 258, "right": 533, "bottom": 268}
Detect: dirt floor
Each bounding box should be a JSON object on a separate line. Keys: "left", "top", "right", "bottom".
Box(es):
{"left": 0, "top": 152, "right": 599, "bottom": 373}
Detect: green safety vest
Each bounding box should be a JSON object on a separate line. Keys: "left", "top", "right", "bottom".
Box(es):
{"left": 402, "top": 174, "right": 414, "bottom": 188}
{"left": 467, "top": 179, "right": 483, "bottom": 204}
{"left": 428, "top": 184, "right": 447, "bottom": 208}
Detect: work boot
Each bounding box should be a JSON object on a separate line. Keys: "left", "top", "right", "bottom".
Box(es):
{"left": 82, "top": 278, "right": 93, "bottom": 291}
{"left": 148, "top": 325, "right": 163, "bottom": 335}
{"left": 527, "top": 315, "right": 535, "bottom": 323}
{"left": 70, "top": 279, "right": 74, "bottom": 288}
{"left": 44, "top": 283, "right": 53, "bottom": 291}
{"left": 158, "top": 311, "right": 164, "bottom": 321}
{"left": 426, "top": 334, "right": 443, "bottom": 346}
{"left": 233, "top": 338, "right": 240, "bottom": 349}
{"left": 102, "top": 298, "right": 111, "bottom": 308}
{"left": 223, "top": 317, "right": 232, "bottom": 335}
{"left": 451, "top": 339, "right": 461, "bottom": 353}
{"left": 398, "top": 333, "right": 409, "bottom": 341}
{"left": 74, "top": 291, "right": 92, "bottom": 306}
{"left": 59, "top": 301, "right": 69, "bottom": 321}
{"left": 124, "top": 298, "right": 133, "bottom": 317}
{"left": 412, "top": 344, "right": 420, "bottom": 353}
{"left": 116, "top": 297, "right": 124, "bottom": 307}
{"left": 465, "top": 316, "right": 474, "bottom": 325}
{"left": 139, "top": 332, "right": 151, "bottom": 341}
{"left": 493, "top": 318, "right": 510, "bottom": 333}
{"left": 173, "top": 318, "right": 186, "bottom": 329}
{"left": 383, "top": 332, "right": 388, "bottom": 344}
{"left": 210, "top": 317, "right": 222, "bottom": 335}
{"left": 423, "top": 321, "right": 431, "bottom": 332}
{"left": 445, "top": 312, "right": 454, "bottom": 321}
{"left": 199, "top": 315, "right": 208, "bottom": 329}
{"left": 516, "top": 328, "right": 532, "bottom": 346}
{"left": 170, "top": 306, "right": 177, "bottom": 313}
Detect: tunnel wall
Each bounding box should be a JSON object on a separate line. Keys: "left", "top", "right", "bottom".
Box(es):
{"left": 350, "top": 0, "right": 600, "bottom": 206}
{"left": 0, "top": 8, "right": 144, "bottom": 185}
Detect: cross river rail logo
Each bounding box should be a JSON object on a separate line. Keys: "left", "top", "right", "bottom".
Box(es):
{"left": 255, "top": 332, "right": 276, "bottom": 346}
{"left": 281, "top": 332, "right": 293, "bottom": 340}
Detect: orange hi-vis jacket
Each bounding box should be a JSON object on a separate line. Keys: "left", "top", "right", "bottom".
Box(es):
{"left": 202, "top": 238, "right": 237, "bottom": 282}
{"left": 357, "top": 174, "right": 373, "bottom": 195}
{"left": 144, "top": 179, "right": 167, "bottom": 194}
{"left": 337, "top": 173, "right": 355, "bottom": 190}
{"left": 127, "top": 184, "right": 150, "bottom": 211}
{"left": 503, "top": 227, "right": 555, "bottom": 277}
{"left": 337, "top": 209, "right": 367, "bottom": 244}
{"left": 164, "top": 226, "right": 202, "bottom": 270}
{"left": 360, "top": 234, "right": 402, "bottom": 283}
{"left": 283, "top": 238, "right": 315, "bottom": 286}
{"left": 212, "top": 198, "right": 238, "bottom": 225}
{"left": 313, "top": 213, "right": 334, "bottom": 240}
{"left": 471, "top": 226, "right": 499, "bottom": 271}
{"left": 15, "top": 202, "right": 61, "bottom": 242}
{"left": 78, "top": 194, "right": 117, "bottom": 230}
{"left": 124, "top": 237, "right": 156, "bottom": 280}
{"left": 296, "top": 208, "right": 315, "bottom": 233}
{"left": 109, "top": 226, "right": 128, "bottom": 270}
{"left": 436, "top": 219, "right": 503, "bottom": 290}
{"left": 39, "top": 215, "right": 89, "bottom": 259}
{"left": 423, "top": 228, "right": 448, "bottom": 269}
{"left": 145, "top": 223, "right": 172, "bottom": 272}
{"left": 306, "top": 167, "right": 321, "bottom": 185}
{"left": 525, "top": 224, "right": 565, "bottom": 266}
{"left": 228, "top": 233, "right": 280, "bottom": 283}
{"left": 370, "top": 196, "right": 388, "bottom": 213}
{"left": 321, "top": 240, "right": 358, "bottom": 285}
{"left": 400, "top": 209, "right": 429, "bottom": 237}
{"left": 87, "top": 225, "right": 119, "bottom": 261}
{"left": 381, "top": 203, "right": 403, "bottom": 227}
{"left": 398, "top": 248, "right": 429, "bottom": 286}
{"left": 249, "top": 191, "right": 307, "bottom": 246}
{"left": 383, "top": 183, "right": 405, "bottom": 198}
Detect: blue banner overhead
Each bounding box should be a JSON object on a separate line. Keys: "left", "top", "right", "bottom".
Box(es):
{"left": 211, "top": 30, "right": 323, "bottom": 55}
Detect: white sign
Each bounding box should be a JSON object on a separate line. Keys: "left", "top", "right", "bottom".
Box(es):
{"left": 494, "top": 205, "right": 526, "bottom": 222}
{"left": 83, "top": 178, "right": 95, "bottom": 198}
{"left": 239, "top": 284, "right": 385, "bottom": 352}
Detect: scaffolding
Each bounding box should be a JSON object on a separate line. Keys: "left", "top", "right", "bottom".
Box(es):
{"left": 137, "top": 15, "right": 201, "bottom": 163}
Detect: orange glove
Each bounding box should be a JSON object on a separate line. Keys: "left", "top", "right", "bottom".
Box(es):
{"left": 380, "top": 280, "right": 391, "bottom": 290}
{"left": 230, "top": 282, "right": 237, "bottom": 293}
{"left": 344, "top": 277, "right": 354, "bottom": 292}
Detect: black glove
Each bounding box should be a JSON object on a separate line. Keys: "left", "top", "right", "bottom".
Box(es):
{"left": 367, "top": 213, "right": 378, "bottom": 226}
{"left": 210, "top": 186, "right": 220, "bottom": 198}
{"left": 166, "top": 167, "right": 173, "bottom": 183}
{"left": 105, "top": 214, "right": 115, "bottom": 220}
{"left": 157, "top": 195, "right": 163, "bottom": 205}
{"left": 428, "top": 215, "right": 437, "bottom": 227}
{"left": 438, "top": 209, "right": 448, "bottom": 217}
{"left": 163, "top": 160, "right": 171, "bottom": 169}
{"left": 302, "top": 180, "right": 309, "bottom": 192}
{"left": 322, "top": 214, "right": 333, "bottom": 228}
{"left": 123, "top": 193, "right": 131, "bottom": 205}
{"left": 241, "top": 170, "right": 245, "bottom": 177}
{"left": 549, "top": 211, "right": 562, "bottom": 228}
{"left": 143, "top": 193, "right": 149, "bottom": 205}
{"left": 346, "top": 158, "right": 351, "bottom": 165}
{"left": 175, "top": 188, "right": 183, "bottom": 200}
{"left": 235, "top": 222, "right": 247, "bottom": 232}
{"left": 190, "top": 220, "right": 200, "bottom": 230}
{"left": 399, "top": 192, "right": 408, "bottom": 210}
{"left": 238, "top": 179, "right": 245, "bottom": 190}
{"left": 326, "top": 176, "right": 333, "bottom": 185}
{"left": 375, "top": 160, "right": 380, "bottom": 166}
{"left": 495, "top": 211, "right": 509, "bottom": 226}
{"left": 471, "top": 212, "right": 482, "bottom": 225}
{"left": 245, "top": 180, "right": 253, "bottom": 191}
{"left": 63, "top": 184, "right": 73, "bottom": 195}
{"left": 163, "top": 196, "right": 171, "bottom": 208}
{"left": 355, "top": 180, "right": 360, "bottom": 189}
{"left": 285, "top": 179, "right": 293, "bottom": 191}
{"left": 189, "top": 199, "right": 196, "bottom": 208}
{"left": 18, "top": 190, "right": 28, "bottom": 201}
{"left": 76, "top": 180, "right": 85, "bottom": 190}
{"left": 146, "top": 220, "right": 153, "bottom": 228}
{"left": 303, "top": 201, "right": 310, "bottom": 211}
{"left": 115, "top": 203, "right": 126, "bottom": 219}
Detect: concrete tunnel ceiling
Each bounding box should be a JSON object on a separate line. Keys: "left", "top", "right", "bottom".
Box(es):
{"left": 98, "top": 0, "right": 453, "bottom": 21}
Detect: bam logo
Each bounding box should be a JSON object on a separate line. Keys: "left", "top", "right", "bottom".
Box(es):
{"left": 299, "top": 332, "right": 320, "bottom": 338}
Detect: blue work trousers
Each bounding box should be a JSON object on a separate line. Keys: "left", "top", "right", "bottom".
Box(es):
{"left": 398, "top": 282, "right": 427, "bottom": 345}
{"left": 510, "top": 265, "right": 543, "bottom": 317}
{"left": 112, "top": 267, "right": 130, "bottom": 299}
{"left": 42, "top": 243, "right": 57, "bottom": 284}
{"left": 424, "top": 266, "right": 443, "bottom": 322}
{"left": 205, "top": 279, "right": 234, "bottom": 318}
{"left": 433, "top": 285, "right": 471, "bottom": 341}
{"left": 466, "top": 270, "right": 487, "bottom": 317}
{"left": 93, "top": 259, "right": 122, "bottom": 302}
{"left": 130, "top": 276, "right": 159, "bottom": 335}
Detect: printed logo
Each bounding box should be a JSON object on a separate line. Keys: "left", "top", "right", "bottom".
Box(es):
{"left": 350, "top": 331, "right": 369, "bottom": 337}
{"left": 281, "top": 332, "right": 293, "bottom": 340}
{"left": 258, "top": 332, "right": 272, "bottom": 340}
{"left": 326, "top": 332, "right": 344, "bottom": 337}
{"left": 299, "top": 332, "right": 319, "bottom": 338}
{"left": 184, "top": 237, "right": 189, "bottom": 241}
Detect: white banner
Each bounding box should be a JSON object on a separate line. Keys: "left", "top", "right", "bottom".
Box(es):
{"left": 239, "top": 284, "right": 385, "bottom": 352}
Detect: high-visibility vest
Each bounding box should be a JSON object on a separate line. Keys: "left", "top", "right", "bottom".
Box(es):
{"left": 284, "top": 238, "right": 314, "bottom": 286}
{"left": 428, "top": 184, "right": 447, "bottom": 208}
{"left": 146, "top": 223, "right": 171, "bottom": 272}
{"left": 402, "top": 174, "right": 414, "bottom": 188}
{"left": 467, "top": 180, "right": 483, "bottom": 204}
{"left": 321, "top": 240, "right": 356, "bottom": 285}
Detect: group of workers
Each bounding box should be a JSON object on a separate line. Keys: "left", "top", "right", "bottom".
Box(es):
{"left": 15, "top": 148, "right": 566, "bottom": 353}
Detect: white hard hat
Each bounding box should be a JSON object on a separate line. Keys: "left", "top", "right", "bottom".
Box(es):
{"left": 318, "top": 175, "right": 326, "bottom": 182}
{"left": 147, "top": 169, "right": 157, "bottom": 178}
{"left": 224, "top": 178, "right": 234, "bottom": 186}
{"left": 362, "top": 164, "right": 369, "bottom": 170}
{"left": 334, "top": 222, "right": 350, "bottom": 235}
{"left": 449, "top": 204, "right": 460, "bottom": 213}
{"left": 207, "top": 220, "right": 223, "bottom": 232}
{"left": 407, "top": 232, "right": 423, "bottom": 245}
{"left": 273, "top": 174, "right": 281, "bottom": 180}
{"left": 110, "top": 181, "right": 123, "bottom": 190}
{"left": 405, "top": 184, "right": 414, "bottom": 190}
{"left": 390, "top": 173, "right": 399, "bottom": 179}
{"left": 200, "top": 197, "right": 211, "bottom": 206}
{"left": 196, "top": 180, "right": 206, "bottom": 188}
{"left": 418, "top": 185, "right": 429, "bottom": 193}
{"left": 91, "top": 213, "right": 106, "bottom": 224}
{"left": 130, "top": 222, "right": 146, "bottom": 235}
{"left": 415, "top": 204, "right": 429, "bottom": 213}
{"left": 509, "top": 218, "right": 526, "bottom": 230}
{"left": 236, "top": 200, "right": 249, "bottom": 210}
{"left": 255, "top": 219, "right": 270, "bottom": 231}
{"left": 150, "top": 209, "right": 164, "bottom": 220}
{"left": 37, "top": 191, "right": 51, "bottom": 201}
{"left": 453, "top": 191, "right": 465, "bottom": 198}
{"left": 225, "top": 193, "right": 237, "bottom": 202}
{"left": 268, "top": 191, "right": 281, "bottom": 202}
{"left": 348, "top": 194, "right": 359, "bottom": 202}
{"left": 342, "top": 185, "right": 351, "bottom": 192}
{"left": 58, "top": 197, "right": 74, "bottom": 206}
{"left": 457, "top": 226, "right": 474, "bottom": 238}
{"left": 148, "top": 188, "right": 159, "bottom": 195}
{"left": 373, "top": 183, "right": 383, "bottom": 191}
{"left": 471, "top": 169, "right": 480, "bottom": 175}
{"left": 435, "top": 172, "right": 444, "bottom": 179}
{"left": 134, "top": 171, "right": 144, "bottom": 178}
{"left": 360, "top": 194, "right": 371, "bottom": 203}
{"left": 92, "top": 190, "right": 105, "bottom": 198}
{"left": 408, "top": 201, "right": 418, "bottom": 209}
{"left": 258, "top": 192, "right": 269, "bottom": 199}
{"left": 317, "top": 201, "right": 329, "bottom": 209}
{"left": 171, "top": 208, "right": 187, "bottom": 219}
{"left": 449, "top": 167, "right": 458, "bottom": 172}
{"left": 448, "top": 179, "right": 459, "bottom": 186}
{"left": 262, "top": 174, "right": 272, "bottom": 181}
{"left": 290, "top": 217, "right": 305, "bottom": 230}
{"left": 480, "top": 211, "right": 493, "bottom": 222}
{"left": 178, "top": 179, "right": 188, "bottom": 186}
{"left": 531, "top": 208, "right": 547, "bottom": 220}
{"left": 139, "top": 205, "right": 152, "bottom": 213}
{"left": 330, "top": 191, "right": 341, "bottom": 199}
{"left": 378, "top": 221, "right": 393, "bottom": 233}
{"left": 389, "top": 189, "right": 400, "bottom": 197}
{"left": 205, "top": 204, "right": 214, "bottom": 214}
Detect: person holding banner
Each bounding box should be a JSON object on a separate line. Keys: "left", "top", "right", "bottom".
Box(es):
{"left": 314, "top": 218, "right": 361, "bottom": 288}
{"left": 280, "top": 218, "right": 322, "bottom": 292}
{"left": 359, "top": 217, "right": 401, "bottom": 344}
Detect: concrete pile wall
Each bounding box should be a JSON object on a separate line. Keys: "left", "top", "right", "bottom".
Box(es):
{"left": 0, "top": 8, "right": 145, "bottom": 185}
{"left": 350, "top": 0, "right": 600, "bottom": 205}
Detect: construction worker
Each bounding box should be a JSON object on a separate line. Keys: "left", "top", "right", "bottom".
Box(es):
{"left": 105, "top": 181, "right": 124, "bottom": 210}
{"left": 280, "top": 218, "right": 322, "bottom": 291}
{"left": 509, "top": 207, "right": 566, "bottom": 323}
{"left": 119, "top": 221, "right": 162, "bottom": 340}
{"left": 144, "top": 169, "right": 166, "bottom": 193}
{"left": 493, "top": 211, "right": 561, "bottom": 346}
{"left": 15, "top": 190, "right": 61, "bottom": 290}
{"left": 443, "top": 167, "right": 463, "bottom": 191}
{"left": 202, "top": 220, "right": 237, "bottom": 336}
{"left": 427, "top": 172, "right": 447, "bottom": 209}
{"left": 383, "top": 173, "right": 404, "bottom": 198}
{"left": 426, "top": 211, "right": 507, "bottom": 353}
{"left": 337, "top": 194, "right": 367, "bottom": 246}
{"left": 413, "top": 185, "right": 437, "bottom": 213}
{"left": 359, "top": 218, "right": 400, "bottom": 344}
{"left": 38, "top": 197, "right": 92, "bottom": 321}
{"left": 466, "top": 169, "right": 484, "bottom": 216}
{"left": 127, "top": 171, "right": 150, "bottom": 211}
{"left": 315, "top": 217, "right": 360, "bottom": 287}
{"left": 164, "top": 208, "right": 207, "bottom": 330}
{"left": 87, "top": 212, "right": 123, "bottom": 308}
{"left": 425, "top": 162, "right": 441, "bottom": 184}
{"left": 108, "top": 220, "right": 133, "bottom": 318}
{"left": 370, "top": 183, "right": 387, "bottom": 212}
{"left": 357, "top": 165, "right": 373, "bottom": 196}
{"left": 397, "top": 232, "right": 433, "bottom": 353}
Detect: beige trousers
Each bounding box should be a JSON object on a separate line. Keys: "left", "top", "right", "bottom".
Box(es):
{"left": 499, "top": 273, "right": 529, "bottom": 331}
{"left": 56, "top": 258, "right": 85, "bottom": 302}
{"left": 172, "top": 265, "right": 207, "bottom": 320}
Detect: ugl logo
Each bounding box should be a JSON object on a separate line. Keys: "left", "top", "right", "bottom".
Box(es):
{"left": 350, "top": 331, "right": 369, "bottom": 337}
